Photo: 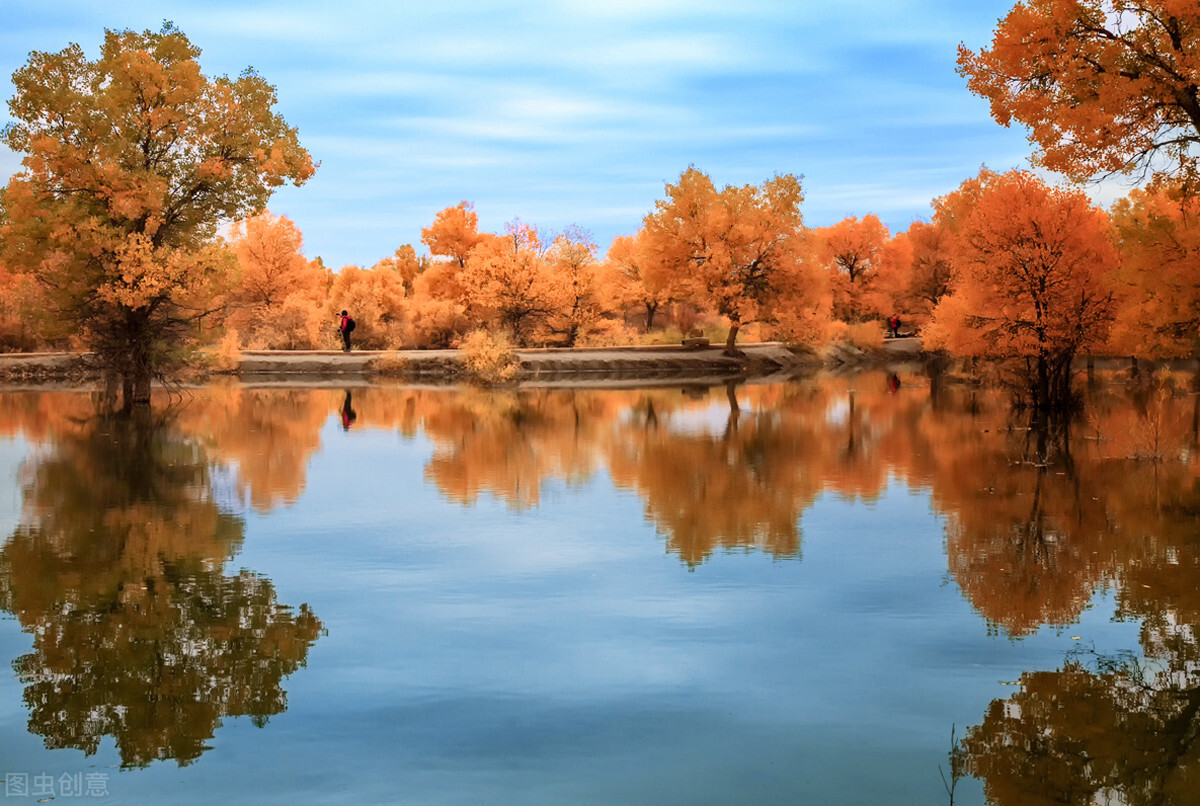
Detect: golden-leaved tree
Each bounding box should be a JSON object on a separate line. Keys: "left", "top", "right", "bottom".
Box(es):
{"left": 958, "top": 0, "right": 1200, "bottom": 184}
{"left": 605, "top": 231, "right": 674, "bottom": 330}
{"left": 812, "top": 214, "right": 891, "bottom": 322}
{"left": 642, "top": 167, "right": 822, "bottom": 355}
{"left": 1108, "top": 184, "right": 1200, "bottom": 358}
{"left": 226, "top": 211, "right": 328, "bottom": 349}
{"left": 461, "top": 220, "right": 562, "bottom": 345}
{"left": 0, "top": 24, "right": 314, "bottom": 410}
{"left": 926, "top": 170, "right": 1117, "bottom": 407}
{"left": 544, "top": 226, "right": 618, "bottom": 346}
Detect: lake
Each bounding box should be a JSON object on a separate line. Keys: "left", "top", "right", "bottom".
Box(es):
{"left": 0, "top": 370, "right": 1197, "bottom": 805}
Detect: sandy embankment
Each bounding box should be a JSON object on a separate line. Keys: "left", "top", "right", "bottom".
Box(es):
{"left": 0, "top": 338, "right": 928, "bottom": 386}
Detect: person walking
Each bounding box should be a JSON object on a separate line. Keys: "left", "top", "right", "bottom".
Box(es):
{"left": 338, "top": 310, "right": 354, "bottom": 352}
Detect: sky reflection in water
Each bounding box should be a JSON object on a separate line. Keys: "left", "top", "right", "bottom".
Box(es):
{"left": 1, "top": 372, "right": 1198, "bottom": 804}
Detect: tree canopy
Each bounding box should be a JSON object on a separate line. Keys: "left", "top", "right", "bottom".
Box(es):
{"left": 0, "top": 23, "right": 314, "bottom": 409}
{"left": 926, "top": 170, "right": 1118, "bottom": 407}
{"left": 958, "top": 0, "right": 1200, "bottom": 184}
{"left": 642, "top": 167, "right": 822, "bottom": 355}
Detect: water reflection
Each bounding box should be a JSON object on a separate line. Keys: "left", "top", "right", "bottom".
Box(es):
{"left": 0, "top": 415, "right": 323, "bottom": 767}
{"left": 5, "top": 373, "right": 1200, "bottom": 794}
{"left": 963, "top": 649, "right": 1200, "bottom": 805}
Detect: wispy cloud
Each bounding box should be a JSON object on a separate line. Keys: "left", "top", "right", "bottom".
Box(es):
{"left": 1, "top": 0, "right": 1039, "bottom": 267}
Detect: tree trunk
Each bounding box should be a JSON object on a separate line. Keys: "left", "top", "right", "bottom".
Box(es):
{"left": 724, "top": 381, "right": 741, "bottom": 438}
{"left": 645, "top": 302, "right": 659, "bottom": 331}
{"left": 121, "top": 365, "right": 152, "bottom": 413}
{"left": 724, "top": 323, "right": 741, "bottom": 357}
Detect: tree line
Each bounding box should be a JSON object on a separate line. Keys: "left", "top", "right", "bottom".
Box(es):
{"left": 1, "top": 2, "right": 1198, "bottom": 410}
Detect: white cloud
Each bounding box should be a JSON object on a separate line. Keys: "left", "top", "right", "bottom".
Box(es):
{"left": 0, "top": 0, "right": 1065, "bottom": 269}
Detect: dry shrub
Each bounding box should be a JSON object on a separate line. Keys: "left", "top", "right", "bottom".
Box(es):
{"left": 635, "top": 325, "right": 686, "bottom": 346}
{"left": 844, "top": 321, "right": 886, "bottom": 349}
{"left": 211, "top": 329, "right": 242, "bottom": 373}
{"left": 575, "top": 320, "right": 635, "bottom": 348}
{"left": 410, "top": 297, "right": 467, "bottom": 348}
{"left": 453, "top": 329, "right": 521, "bottom": 384}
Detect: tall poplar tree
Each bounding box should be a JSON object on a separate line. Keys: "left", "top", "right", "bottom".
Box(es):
{"left": 0, "top": 23, "right": 315, "bottom": 410}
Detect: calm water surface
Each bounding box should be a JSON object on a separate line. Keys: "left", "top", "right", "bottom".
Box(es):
{"left": 0, "top": 371, "right": 1197, "bottom": 805}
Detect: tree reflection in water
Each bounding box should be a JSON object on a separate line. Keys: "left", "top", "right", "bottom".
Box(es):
{"left": 947, "top": 382, "right": 1200, "bottom": 805}
{"left": 0, "top": 415, "right": 323, "bottom": 767}
{"left": 963, "top": 650, "right": 1200, "bottom": 806}
{"left": 4, "top": 375, "right": 1200, "bottom": 791}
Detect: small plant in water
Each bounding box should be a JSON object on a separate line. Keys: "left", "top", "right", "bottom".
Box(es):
{"left": 1130, "top": 369, "right": 1180, "bottom": 461}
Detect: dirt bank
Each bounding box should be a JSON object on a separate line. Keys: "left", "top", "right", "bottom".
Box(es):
{"left": 0, "top": 339, "right": 929, "bottom": 386}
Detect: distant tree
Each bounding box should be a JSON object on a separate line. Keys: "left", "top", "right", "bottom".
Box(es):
{"left": 328, "top": 264, "right": 411, "bottom": 349}
{"left": 461, "top": 220, "right": 560, "bottom": 345}
{"left": 958, "top": 0, "right": 1200, "bottom": 184}
{"left": 812, "top": 214, "right": 890, "bottom": 321}
{"left": 544, "top": 226, "right": 614, "bottom": 346}
{"left": 1108, "top": 185, "right": 1200, "bottom": 358}
{"left": 605, "top": 232, "right": 673, "bottom": 330}
{"left": 0, "top": 24, "right": 314, "bottom": 410}
{"left": 902, "top": 221, "right": 955, "bottom": 315}
{"left": 372, "top": 244, "right": 424, "bottom": 293}
{"left": 642, "top": 167, "right": 816, "bottom": 355}
{"left": 225, "top": 211, "right": 327, "bottom": 348}
{"left": 421, "top": 202, "right": 483, "bottom": 268}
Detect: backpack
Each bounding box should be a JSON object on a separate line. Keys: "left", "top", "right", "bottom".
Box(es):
{"left": 345, "top": 317, "right": 356, "bottom": 333}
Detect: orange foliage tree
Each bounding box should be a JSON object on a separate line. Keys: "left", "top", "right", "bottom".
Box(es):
{"left": 926, "top": 170, "right": 1117, "bottom": 407}
{"left": 898, "top": 220, "right": 955, "bottom": 321}
{"left": 544, "top": 226, "right": 619, "bottom": 346}
{"left": 327, "top": 264, "right": 411, "bottom": 349}
{"left": 0, "top": 24, "right": 314, "bottom": 409}
{"left": 1108, "top": 184, "right": 1200, "bottom": 358}
{"left": 460, "top": 220, "right": 561, "bottom": 345}
{"left": 812, "top": 214, "right": 891, "bottom": 322}
{"left": 421, "top": 201, "right": 484, "bottom": 268}
{"left": 0, "top": 262, "right": 49, "bottom": 351}
{"left": 372, "top": 245, "right": 424, "bottom": 294}
{"left": 225, "top": 212, "right": 328, "bottom": 349}
{"left": 605, "top": 231, "right": 674, "bottom": 330}
{"left": 642, "top": 167, "right": 820, "bottom": 355}
{"left": 958, "top": 0, "right": 1200, "bottom": 184}
{"left": 406, "top": 203, "right": 485, "bottom": 347}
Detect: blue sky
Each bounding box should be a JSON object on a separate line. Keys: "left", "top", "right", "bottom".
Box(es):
{"left": 1, "top": 0, "right": 1041, "bottom": 269}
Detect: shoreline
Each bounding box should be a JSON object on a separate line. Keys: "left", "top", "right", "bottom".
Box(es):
{"left": 0, "top": 339, "right": 930, "bottom": 385}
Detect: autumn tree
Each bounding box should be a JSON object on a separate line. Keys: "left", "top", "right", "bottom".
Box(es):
{"left": 406, "top": 203, "right": 487, "bottom": 347}
{"left": 225, "top": 211, "right": 327, "bottom": 348}
{"left": 812, "top": 214, "right": 890, "bottom": 321}
{"left": 900, "top": 221, "right": 955, "bottom": 318}
{"left": 0, "top": 261, "right": 49, "bottom": 351}
{"left": 328, "top": 263, "right": 411, "bottom": 349}
{"left": 421, "top": 201, "right": 483, "bottom": 268}
{"left": 409, "top": 263, "right": 469, "bottom": 347}
{"left": 1108, "top": 184, "right": 1200, "bottom": 358}
{"left": 958, "top": 0, "right": 1200, "bottom": 184}
{"left": 605, "top": 231, "right": 673, "bottom": 330}
{"left": 643, "top": 168, "right": 818, "bottom": 355}
{"left": 372, "top": 244, "right": 424, "bottom": 293}
{"left": 461, "top": 219, "right": 561, "bottom": 345}
{"left": 0, "top": 24, "right": 314, "bottom": 410}
{"left": 926, "top": 170, "right": 1117, "bottom": 408}
{"left": 544, "top": 226, "right": 615, "bottom": 346}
